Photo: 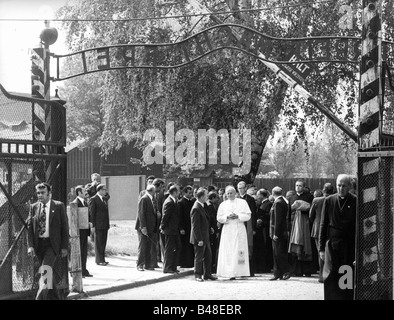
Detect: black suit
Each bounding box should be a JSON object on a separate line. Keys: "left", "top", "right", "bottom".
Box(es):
{"left": 319, "top": 193, "right": 356, "bottom": 300}
{"left": 309, "top": 196, "right": 326, "bottom": 281}
{"left": 74, "top": 197, "right": 90, "bottom": 275}
{"left": 270, "top": 196, "right": 291, "bottom": 278}
{"left": 27, "top": 200, "right": 69, "bottom": 300}
{"left": 190, "top": 201, "right": 212, "bottom": 278}
{"left": 160, "top": 196, "right": 181, "bottom": 273}
{"left": 206, "top": 202, "right": 219, "bottom": 273}
{"left": 178, "top": 197, "right": 195, "bottom": 268}
{"left": 135, "top": 194, "right": 157, "bottom": 269}
{"left": 239, "top": 193, "right": 257, "bottom": 275}
{"left": 255, "top": 199, "right": 273, "bottom": 273}
{"left": 89, "top": 194, "right": 110, "bottom": 264}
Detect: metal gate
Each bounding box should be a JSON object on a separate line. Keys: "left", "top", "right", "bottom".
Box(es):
{"left": 0, "top": 84, "right": 66, "bottom": 299}
{"left": 356, "top": 152, "right": 394, "bottom": 300}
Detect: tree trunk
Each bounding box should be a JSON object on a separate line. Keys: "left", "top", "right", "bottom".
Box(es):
{"left": 238, "top": 80, "right": 288, "bottom": 185}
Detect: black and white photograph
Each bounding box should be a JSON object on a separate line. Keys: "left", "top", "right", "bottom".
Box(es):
{"left": 0, "top": 0, "right": 394, "bottom": 309}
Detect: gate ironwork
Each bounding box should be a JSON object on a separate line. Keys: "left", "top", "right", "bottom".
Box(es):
{"left": 0, "top": 84, "right": 66, "bottom": 299}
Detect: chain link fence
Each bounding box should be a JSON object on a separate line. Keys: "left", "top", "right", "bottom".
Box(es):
{"left": 356, "top": 155, "right": 394, "bottom": 300}
{"left": 0, "top": 85, "right": 66, "bottom": 299}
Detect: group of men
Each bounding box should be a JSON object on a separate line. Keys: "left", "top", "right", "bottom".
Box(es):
{"left": 136, "top": 177, "right": 217, "bottom": 281}
{"left": 136, "top": 174, "right": 357, "bottom": 300}
{"left": 27, "top": 171, "right": 356, "bottom": 300}
{"left": 255, "top": 174, "right": 357, "bottom": 300}
{"left": 27, "top": 173, "right": 110, "bottom": 300}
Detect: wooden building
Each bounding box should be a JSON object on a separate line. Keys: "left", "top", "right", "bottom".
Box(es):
{"left": 66, "top": 141, "right": 163, "bottom": 192}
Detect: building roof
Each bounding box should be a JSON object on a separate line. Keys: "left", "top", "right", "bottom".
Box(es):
{"left": 65, "top": 139, "right": 86, "bottom": 152}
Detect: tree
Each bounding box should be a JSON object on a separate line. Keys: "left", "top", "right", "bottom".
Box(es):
{"left": 323, "top": 122, "right": 357, "bottom": 178}
{"left": 266, "top": 127, "right": 305, "bottom": 179}
{"left": 56, "top": 0, "right": 371, "bottom": 182}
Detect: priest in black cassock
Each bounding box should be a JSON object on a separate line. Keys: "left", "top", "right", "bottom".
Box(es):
{"left": 237, "top": 181, "right": 257, "bottom": 277}
{"left": 319, "top": 174, "right": 356, "bottom": 300}
{"left": 178, "top": 185, "right": 196, "bottom": 268}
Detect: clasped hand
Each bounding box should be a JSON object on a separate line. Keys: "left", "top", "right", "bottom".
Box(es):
{"left": 228, "top": 213, "right": 238, "bottom": 219}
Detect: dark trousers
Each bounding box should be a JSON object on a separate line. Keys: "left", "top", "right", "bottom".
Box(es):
{"left": 150, "top": 232, "right": 159, "bottom": 266}
{"left": 324, "top": 239, "right": 354, "bottom": 300}
{"left": 289, "top": 256, "right": 314, "bottom": 276}
{"left": 79, "top": 229, "right": 89, "bottom": 274}
{"left": 94, "top": 229, "right": 108, "bottom": 264}
{"left": 210, "top": 235, "right": 218, "bottom": 274}
{"left": 193, "top": 243, "right": 212, "bottom": 277}
{"left": 163, "top": 234, "right": 181, "bottom": 273}
{"left": 314, "top": 238, "right": 324, "bottom": 281}
{"left": 159, "top": 233, "right": 166, "bottom": 262}
{"left": 253, "top": 227, "right": 273, "bottom": 273}
{"left": 137, "top": 229, "right": 157, "bottom": 268}
{"left": 36, "top": 238, "right": 67, "bottom": 300}
{"left": 179, "top": 233, "right": 195, "bottom": 268}
{"left": 272, "top": 238, "right": 290, "bottom": 278}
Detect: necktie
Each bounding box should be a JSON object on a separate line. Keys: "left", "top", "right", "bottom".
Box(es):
{"left": 39, "top": 204, "right": 46, "bottom": 236}
{"left": 152, "top": 195, "right": 158, "bottom": 213}
{"left": 84, "top": 200, "right": 88, "bottom": 207}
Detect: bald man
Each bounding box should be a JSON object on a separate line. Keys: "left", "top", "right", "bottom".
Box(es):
{"left": 319, "top": 174, "right": 357, "bottom": 300}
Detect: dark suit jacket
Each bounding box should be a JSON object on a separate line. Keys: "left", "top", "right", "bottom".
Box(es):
{"left": 239, "top": 194, "right": 257, "bottom": 231}
{"left": 258, "top": 199, "right": 273, "bottom": 228}
{"left": 135, "top": 194, "right": 157, "bottom": 234}
{"left": 270, "top": 196, "right": 288, "bottom": 239}
{"left": 309, "top": 196, "right": 325, "bottom": 238}
{"left": 27, "top": 200, "right": 69, "bottom": 255}
{"left": 89, "top": 194, "right": 110, "bottom": 230}
{"left": 319, "top": 193, "right": 357, "bottom": 254}
{"left": 160, "top": 196, "right": 180, "bottom": 235}
{"left": 205, "top": 202, "right": 218, "bottom": 235}
{"left": 86, "top": 182, "right": 110, "bottom": 201}
{"left": 178, "top": 197, "right": 195, "bottom": 233}
{"left": 190, "top": 201, "right": 210, "bottom": 245}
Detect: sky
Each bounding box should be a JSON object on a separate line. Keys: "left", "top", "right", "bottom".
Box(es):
{"left": 0, "top": 0, "right": 67, "bottom": 95}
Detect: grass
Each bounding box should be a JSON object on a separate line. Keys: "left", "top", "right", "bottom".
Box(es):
{"left": 87, "top": 220, "right": 138, "bottom": 257}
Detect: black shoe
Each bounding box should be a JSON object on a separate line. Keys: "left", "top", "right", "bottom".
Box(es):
{"left": 204, "top": 275, "right": 217, "bottom": 281}
{"left": 97, "top": 262, "right": 107, "bottom": 266}
{"left": 270, "top": 276, "right": 282, "bottom": 281}
{"left": 174, "top": 269, "right": 180, "bottom": 273}
{"left": 229, "top": 277, "right": 236, "bottom": 280}
{"left": 164, "top": 270, "right": 176, "bottom": 274}
{"left": 282, "top": 273, "right": 291, "bottom": 280}
{"left": 137, "top": 266, "right": 145, "bottom": 271}
{"left": 83, "top": 272, "right": 93, "bottom": 277}
{"left": 145, "top": 267, "right": 155, "bottom": 271}
{"left": 318, "top": 278, "right": 324, "bottom": 283}
{"left": 304, "top": 273, "right": 311, "bottom": 277}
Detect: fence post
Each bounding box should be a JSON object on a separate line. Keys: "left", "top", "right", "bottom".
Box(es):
{"left": 67, "top": 202, "right": 83, "bottom": 293}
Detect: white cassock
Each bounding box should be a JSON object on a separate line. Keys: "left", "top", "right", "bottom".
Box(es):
{"left": 216, "top": 198, "right": 251, "bottom": 278}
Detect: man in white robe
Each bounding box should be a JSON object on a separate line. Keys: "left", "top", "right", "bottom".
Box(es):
{"left": 216, "top": 185, "right": 251, "bottom": 279}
